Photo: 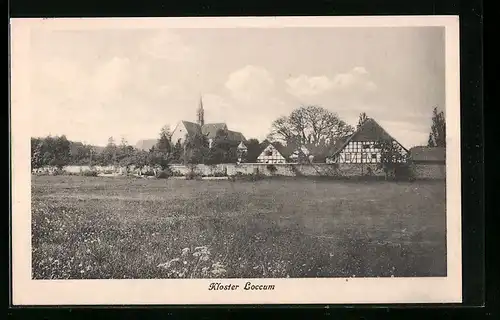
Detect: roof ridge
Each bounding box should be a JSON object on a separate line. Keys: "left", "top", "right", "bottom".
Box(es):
{"left": 329, "top": 118, "right": 407, "bottom": 156}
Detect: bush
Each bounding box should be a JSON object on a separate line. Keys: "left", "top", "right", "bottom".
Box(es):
{"left": 143, "top": 170, "right": 156, "bottom": 177}
{"left": 230, "top": 171, "right": 265, "bottom": 182}
{"left": 50, "top": 168, "right": 66, "bottom": 176}
{"left": 394, "top": 164, "right": 415, "bottom": 181}
{"left": 266, "top": 164, "right": 278, "bottom": 173}
{"left": 156, "top": 171, "right": 170, "bottom": 179}
{"left": 185, "top": 170, "right": 202, "bottom": 180}
{"left": 170, "top": 170, "right": 184, "bottom": 177}
{"left": 80, "top": 170, "right": 98, "bottom": 177}
{"left": 156, "top": 168, "right": 172, "bottom": 179}
{"left": 213, "top": 171, "right": 227, "bottom": 177}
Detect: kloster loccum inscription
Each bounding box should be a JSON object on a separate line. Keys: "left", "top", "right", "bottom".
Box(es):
{"left": 208, "top": 282, "right": 276, "bottom": 291}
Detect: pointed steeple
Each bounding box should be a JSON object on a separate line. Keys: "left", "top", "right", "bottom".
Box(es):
{"left": 197, "top": 95, "right": 205, "bottom": 126}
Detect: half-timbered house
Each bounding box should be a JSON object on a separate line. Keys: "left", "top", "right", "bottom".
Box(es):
{"left": 256, "top": 140, "right": 288, "bottom": 164}
{"left": 326, "top": 118, "right": 408, "bottom": 164}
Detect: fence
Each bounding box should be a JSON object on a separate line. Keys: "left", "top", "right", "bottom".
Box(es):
{"left": 33, "top": 163, "right": 446, "bottom": 180}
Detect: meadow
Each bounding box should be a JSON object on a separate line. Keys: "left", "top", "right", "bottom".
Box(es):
{"left": 31, "top": 175, "right": 447, "bottom": 279}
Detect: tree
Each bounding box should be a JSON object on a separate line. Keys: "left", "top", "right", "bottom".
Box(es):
{"left": 97, "top": 136, "right": 118, "bottom": 166}
{"left": 115, "top": 138, "right": 136, "bottom": 171}
{"left": 171, "top": 139, "right": 184, "bottom": 164}
{"left": 156, "top": 126, "right": 172, "bottom": 154}
{"left": 374, "top": 139, "right": 409, "bottom": 180}
{"left": 184, "top": 132, "right": 209, "bottom": 164}
{"left": 206, "top": 129, "right": 239, "bottom": 164}
{"left": 427, "top": 106, "right": 446, "bottom": 147}
{"left": 34, "top": 135, "right": 71, "bottom": 169}
{"left": 69, "top": 142, "right": 93, "bottom": 165}
{"left": 148, "top": 125, "right": 173, "bottom": 170}
{"left": 269, "top": 105, "right": 355, "bottom": 157}
{"left": 243, "top": 139, "right": 261, "bottom": 163}
{"left": 357, "top": 112, "right": 369, "bottom": 129}
{"left": 31, "top": 138, "right": 44, "bottom": 169}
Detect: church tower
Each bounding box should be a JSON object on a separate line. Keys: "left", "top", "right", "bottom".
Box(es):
{"left": 197, "top": 95, "right": 205, "bottom": 126}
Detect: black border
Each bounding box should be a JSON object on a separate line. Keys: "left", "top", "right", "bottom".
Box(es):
{"left": 8, "top": 0, "right": 487, "bottom": 318}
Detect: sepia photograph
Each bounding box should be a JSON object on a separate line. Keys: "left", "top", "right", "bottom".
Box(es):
{"left": 11, "top": 16, "right": 461, "bottom": 305}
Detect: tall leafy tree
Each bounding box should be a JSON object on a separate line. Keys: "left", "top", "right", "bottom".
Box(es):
{"left": 184, "top": 131, "right": 209, "bottom": 164}
{"left": 34, "top": 135, "right": 71, "bottom": 169}
{"left": 171, "top": 139, "right": 184, "bottom": 164}
{"left": 374, "top": 139, "right": 408, "bottom": 180}
{"left": 115, "top": 138, "right": 136, "bottom": 170}
{"left": 148, "top": 125, "right": 173, "bottom": 170}
{"left": 206, "top": 129, "right": 238, "bottom": 164}
{"left": 269, "top": 105, "right": 354, "bottom": 157}
{"left": 242, "top": 139, "right": 261, "bottom": 163}
{"left": 69, "top": 141, "right": 94, "bottom": 165}
{"left": 31, "top": 138, "right": 44, "bottom": 169}
{"left": 97, "top": 136, "right": 118, "bottom": 166}
{"left": 427, "top": 106, "right": 446, "bottom": 147}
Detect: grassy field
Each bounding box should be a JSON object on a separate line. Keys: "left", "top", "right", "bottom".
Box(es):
{"left": 31, "top": 175, "right": 446, "bottom": 279}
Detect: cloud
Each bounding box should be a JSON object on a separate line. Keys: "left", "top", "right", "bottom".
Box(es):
{"left": 92, "top": 57, "right": 132, "bottom": 98}
{"left": 285, "top": 66, "right": 378, "bottom": 99}
{"left": 285, "top": 75, "right": 334, "bottom": 97}
{"left": 225, "top": 65, "right": 275, "bottom": 102}
{"left": 140, "top": 31, "right": 194, "bottom": 61}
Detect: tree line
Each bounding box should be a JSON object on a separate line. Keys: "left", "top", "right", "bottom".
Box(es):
{"left": 30, "top": 126, "right": 264, "bottom": 171}
{"left": 31, "top": 105, "right": 445, "bottom": 171}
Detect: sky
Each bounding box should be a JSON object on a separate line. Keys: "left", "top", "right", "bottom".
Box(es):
{"left": 28, "top": 26, "right": 445, "bottom": 148}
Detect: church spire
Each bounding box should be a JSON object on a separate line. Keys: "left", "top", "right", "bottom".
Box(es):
{"left": 197, "top": 95, "right": 205, "bottom": 126}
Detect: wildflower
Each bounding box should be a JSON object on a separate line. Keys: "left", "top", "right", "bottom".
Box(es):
{"left": 181, "top": 248, "right": 190, "bottom": 256}
{"left": 157, "top": 258, "right": 180, "bottom": 269}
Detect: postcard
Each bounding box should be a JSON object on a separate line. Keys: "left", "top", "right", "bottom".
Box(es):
{"left": 10, "top": 15, "right": 461, "bottom": 305}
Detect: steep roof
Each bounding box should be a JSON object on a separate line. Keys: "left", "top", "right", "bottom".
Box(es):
{"left": 324, "top": 136, "right": 351, "bottom": 157}
{"left": 350, "top": 118, "right": 397, "bottom": 142}
{"left": 181, "top": 121, "right": 202, "bottom": 136}
{"left": 258, "top": 140, "right": 291, "bottom": 158}
{"left": 275, "top": 144, "right": 293, "bottom": 159}
{"left": 237, "top": 141, "right": 247, "bottom": 149}
{"left": 330, "top": 118, "right": 408, "bottom": 156}
{"left": 409, "top": 146, "right": 445, "bottom": 162}
{"left": 227, "top": 130, "right": 246, "bottom": 142}
{"left": 201, "top": 123, "right": 228, "bottom": 139}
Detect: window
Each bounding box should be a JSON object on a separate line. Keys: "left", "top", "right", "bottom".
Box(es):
{"left": 345, "top": 153, "right": 351, "bottom": 162}
{"left": 266, "top": 150, "right": 273, "bottom": 156}
{"left": 363, "top": 144, "right": 370, "bottom": 149}
{"left": 371, "top": 154, "right": 377, "bottom": 159}
{"left": 361, "top": 153, "right": 367, "bottom": 163}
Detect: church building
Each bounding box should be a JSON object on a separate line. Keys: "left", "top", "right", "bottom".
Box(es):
{"left": 170, "top": 97, "right": 246, "bottom": 148}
